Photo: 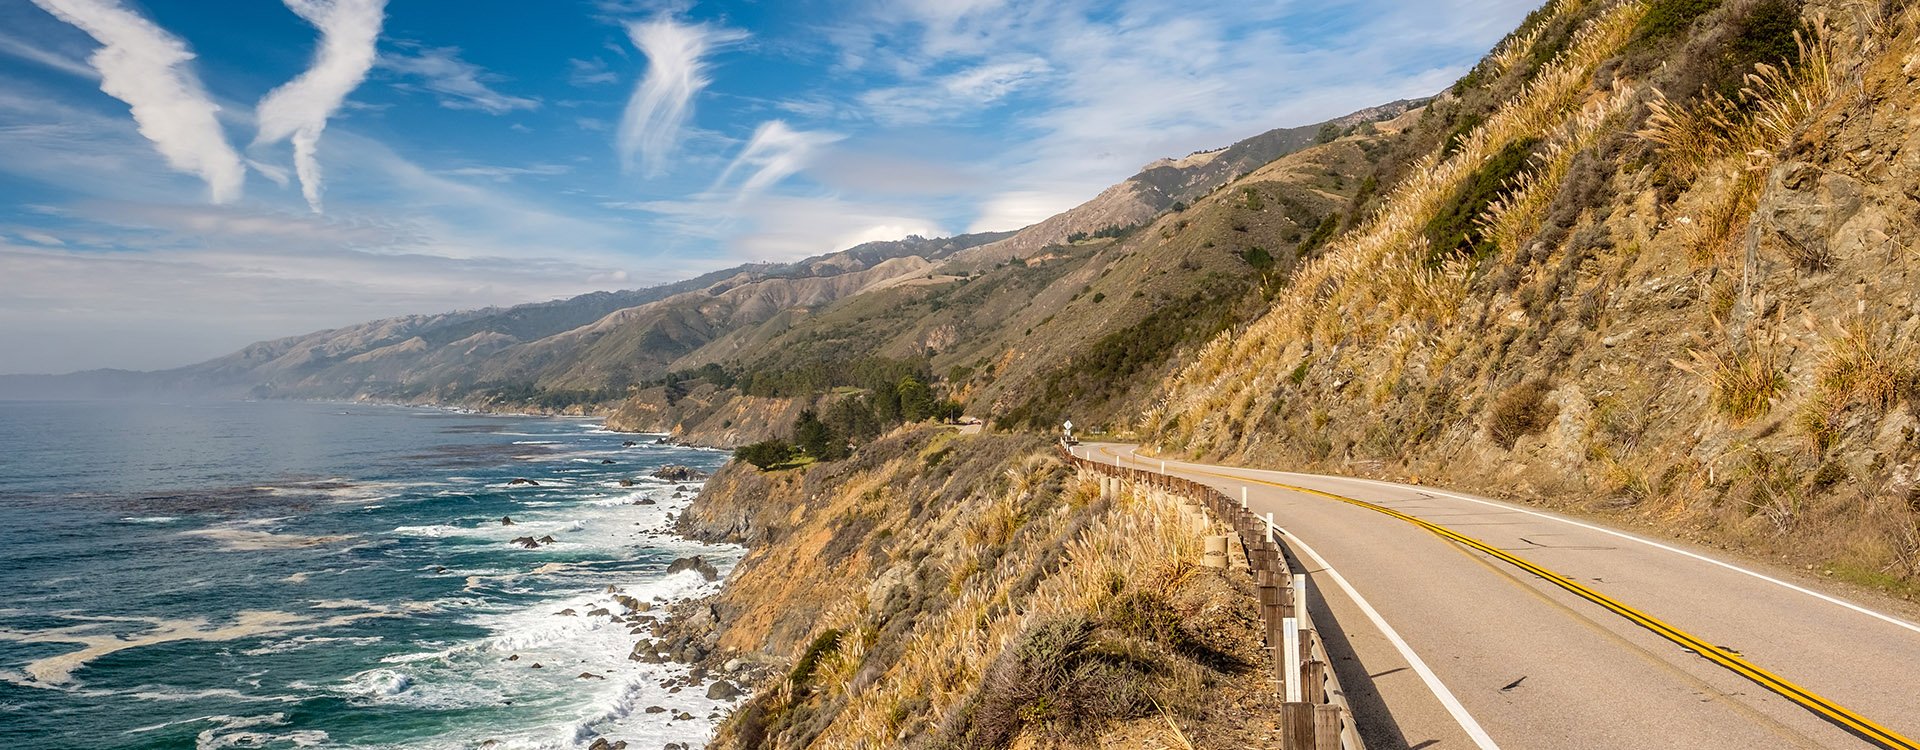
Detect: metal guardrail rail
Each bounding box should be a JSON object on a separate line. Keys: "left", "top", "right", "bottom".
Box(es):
{"left": 1062, "top": 445, "right": 1364, "bottom": 750}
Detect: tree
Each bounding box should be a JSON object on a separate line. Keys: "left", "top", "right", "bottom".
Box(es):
{"left": 793, "top": 408, "right": 843, "bottom": 460}
{"left": 898, "top": 375, "right": 935, "bottom": 422}
{"left": 734, "top": 440, "right": 794, "bottom": 470}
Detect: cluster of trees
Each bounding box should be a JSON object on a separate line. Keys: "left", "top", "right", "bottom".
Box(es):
{"left": 733, "top": 374, "right": 963, "bottom": 470}
{"left": 1065, "top": 224, "right": 1135, "bottom": 243}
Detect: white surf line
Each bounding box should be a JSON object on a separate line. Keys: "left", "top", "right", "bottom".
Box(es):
{"left": 1114, "top": 446, "right": 1920, "bottom": 637}
{"left": 1279, "top": 521, "right": 1504, "bottom": 750}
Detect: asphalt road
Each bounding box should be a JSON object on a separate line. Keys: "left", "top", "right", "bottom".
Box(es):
{"left": 1081, "top": 443, "right": 1920, "bottom": 750}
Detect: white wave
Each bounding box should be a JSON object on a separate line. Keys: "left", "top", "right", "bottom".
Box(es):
{"left": 120, "top": 516, "right": 180, "bottom": 524}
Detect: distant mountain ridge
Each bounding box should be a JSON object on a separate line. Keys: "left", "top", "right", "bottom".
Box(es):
{"left": 0, "top": 100, "right": 1417, "bottom": 405}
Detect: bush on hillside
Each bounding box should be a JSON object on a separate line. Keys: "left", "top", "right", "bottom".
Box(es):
{"left": 1489, "top": 380, "right": 1559, "bottom": 449}
{"left": 735, "top": 439, "right": 796, "bottom": 470}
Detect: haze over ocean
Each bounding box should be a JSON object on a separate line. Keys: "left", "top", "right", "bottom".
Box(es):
{"left": 0, "top": 399, "right": 736, "bottom": 749}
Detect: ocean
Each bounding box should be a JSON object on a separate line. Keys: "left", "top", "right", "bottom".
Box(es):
{"left": 0, "top": 399, "right": 740, "bottom": 749}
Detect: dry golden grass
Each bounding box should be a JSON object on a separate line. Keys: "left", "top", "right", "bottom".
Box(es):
{"left": 801, "top": 472, "right": 1201, "bottom": 748}
{"left": 1150, "top": 0, "right": 1648, "bottom": 451}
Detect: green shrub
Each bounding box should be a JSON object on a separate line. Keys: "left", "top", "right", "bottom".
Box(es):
{"left": 1426, "top": 137, "right": 1538, "bottom": 265}
{"left": 1638, "top": 0, "right": 1722, "bottom": 43}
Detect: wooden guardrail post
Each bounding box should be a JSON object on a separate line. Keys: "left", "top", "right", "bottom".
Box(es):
{"left": 1283, "top": 702, "right": 1316, "bottom": 750}
{"left": 1314, "top": 705, "right": 1345, "bottom": 750}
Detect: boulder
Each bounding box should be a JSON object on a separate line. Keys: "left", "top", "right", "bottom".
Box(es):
{"left": 622, "top": 440, "right": 639, "bottom": 447}
{"left": 618, "top": 478, "right": 636, "bottom": 487}
{"left": 651, "top": 465, "right": 709, "bottom": 482}
{"left": 666, "top": 556, "right": 720, "bottom": 582}
{"left": 578, "top": 672, "right": 605, "bottom": 680}
{"left": 500, "top": 516, "right": 516, "bottom": 526}
{"left": 636, "top": 498, "right": 656, "bottom": 505}
{"left": 512, "top": 536, "right": 540, "bottom": 549}
{"left": 587, "top": 608, "right": 611, "bottom": 617}
{"left": 644, "top": 705, "right": 667, "bottom": 714}
{"left": 601, "top": 459, "right": 617, "bottom": 465}
{"left": 507, "top": 478, "right": 540, "bottom": 486}
{"left": 537, "top": 535, "right": 557, "bottom": 544}
{"left": 706, "top": 679, "right": 742, "bottom": 700}
{"left": 556, "top": 608, "right": 576, "bottom": 616}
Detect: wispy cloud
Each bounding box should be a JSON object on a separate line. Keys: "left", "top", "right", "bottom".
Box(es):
{"left": 29, "top": 0, "right": 247, "bottom": 204}
{"left": 0, "top": 27, "right": 96, "bottom": 78}
{"left": 254, "top": 0, "right": 387, "bottom": 213}
{"left": 858, "top": 57, "right": 1050, "bottom": 125}
{"left": 383, "top": 45, "right": 540, "bottom": 114}
{"left": 617, "top": 17, "right": 745, "bottom": 177}
{"left": 713, "top": 120, "right": 841, "bottom": 196}
{"left": 440, "top": 163, "right": 571, "bottom": 182}
{"left": 567, "top": 56, "right": 618, "bottom": 86}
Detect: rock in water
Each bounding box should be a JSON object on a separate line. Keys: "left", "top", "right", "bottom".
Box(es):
{"left": 511, "top": 536, "right": 540, "bottom": 549}
{"left": 537, "top": 535, "right": 557, "bottom": 544}
{"left": 601, "top": 459, "right": 616, "bottom": 465}
{"left": 706, "top": 679, "right": 742, "bottom": 700}
{"left": 508, "top": 478, "right": 540, "bottom": 486}
{"left": 500, "top": 516, "right": 515, "bottom": 526}
{"left": 651, "top": 465, "right": 709, "bottom": 481}
{"left": 622, "top": 440, "right": 639, "bottom": 447}
{"left": 619, "top": 478, "right": 636, "bottom": 487}
{"left": 666, "top": 555, "right": 720, "bottom": 582}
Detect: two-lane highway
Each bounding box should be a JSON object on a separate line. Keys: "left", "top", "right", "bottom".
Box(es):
{"left": 1081, "top": 444, "right": 1920, "bottom": 750}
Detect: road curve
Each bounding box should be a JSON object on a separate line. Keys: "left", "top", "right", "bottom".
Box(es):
{"left": 1081, "top": 443, "right": 1920, "bottom": 750}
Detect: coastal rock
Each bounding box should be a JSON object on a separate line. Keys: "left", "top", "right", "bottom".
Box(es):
{"left": 706, "top": 679, "right": 741, "bottom": 700}
{"left": 674, "top": 711, "right": 694, "bottom": 721}
{"left": 500, "top": 516, "right": 515, "bottom": 526}
{"left": 722, "top": 658, "right": 743, "bottom": 673}
{"left": 578, "top": 672, "right": 605, "bottom": 680}
{"left": 666, "top": 555, "right": 720, "bottom": 582}
{"left": 645, "top": 706, "right": 667, "bottom": 714}
{"left": 587, "top": 740, "right": 628, "bottom": 750}
{"left": 601, "top": 459, "right": 616, "bottom": 465}
{"left": 619, "top": 479, "right": 636, "bottom": 487}
{"left": 622, "top": 440, "right": 639, "bottom": 447}
{"left": 556, "top": 608, "right": 576, "bottom": 616}
{"left": 651, "top": 465, "right": 709, "bottom": 482}
{"left": 635, "top": 498, "right": 656, "bottom": 505}
{"left": 507, "top": 478, "right": 540, "bottom": 486}
{"left": 587, "top": 608, "right": 611, "bottom": 617}
{"left": 537, "top": 535, "right": 557, "bottom": 544}
{"left": 512, "top": 536, "right": 540, "bottom": 549}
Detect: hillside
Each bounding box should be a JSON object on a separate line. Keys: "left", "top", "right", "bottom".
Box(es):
{"left": 1150, "top": 0, "right": 1920, "bottom": 594}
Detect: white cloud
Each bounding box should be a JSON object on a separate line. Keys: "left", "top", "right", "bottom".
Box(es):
{"left": 0, "top": 27, "right": 96, "bottom": 78}
{"left": 440, "top": 163, "right": 572, "bottom": 182}
{"left": 567, "top": 57, "right": 619, "bottom": 86}
{"left": 383, "top": 45, "right": 540, "bottom": 114}
{"left": 254, "top": 0, "right": 387, "bottom": 213}
{"left": 617, "top": 17, "right": 746, "bottom": 177}
{"left": 859, "top": 57, "right": 1050, "bottom": 125}
{"left": 713, "top": 120, "right": 841, "bottom": 195}
{"left": 29, "top": 0, "right": 247, "bottom": 204}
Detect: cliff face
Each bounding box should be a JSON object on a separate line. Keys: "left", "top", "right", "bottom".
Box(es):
{"left": 1152, "top": 0, "right": 1920, "bottom": 594}
{"left": 657, "top": 428, "right": 1280, "bottom": 749}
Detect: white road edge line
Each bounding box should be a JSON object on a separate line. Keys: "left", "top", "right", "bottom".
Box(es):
{"left": 1117, "top": 446, "right": 1920, "bottom": 637}
{"left": 1280, "top": 523, "right": 1504, "bottom": 750}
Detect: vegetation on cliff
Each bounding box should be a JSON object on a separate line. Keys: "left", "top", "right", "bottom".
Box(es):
{"left": 666, "top": 428, "right": 1279, "bottom": 748}
{"left": 1151, "top": 0, "right": 1920, "bottom": 593}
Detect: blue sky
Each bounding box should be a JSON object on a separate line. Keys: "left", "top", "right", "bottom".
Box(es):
{"left": 0, "top": 0, "right": 1537, "bottom": 373}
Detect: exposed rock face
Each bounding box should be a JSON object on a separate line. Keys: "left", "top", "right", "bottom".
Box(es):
{"left": 651, "top": 465, "right": 709, "bottom": 482}
{"left": 705, "top": 679, "right": 741, "bottom": 700}
{"left": 666, "top": 556, "right": 720, "bottom": 582}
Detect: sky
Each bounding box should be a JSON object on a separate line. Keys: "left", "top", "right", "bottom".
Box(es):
{"left": 0, "top": 0, "right": 1538, "bottom": 374}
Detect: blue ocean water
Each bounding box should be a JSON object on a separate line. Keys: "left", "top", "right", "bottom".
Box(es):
{"left": 0, "top": 400, "right": 738, "bottom": 749}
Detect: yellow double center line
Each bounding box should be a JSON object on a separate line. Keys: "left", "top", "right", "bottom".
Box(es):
{"left": 1120, "top": 452, "right": 1919, "bottom": 750}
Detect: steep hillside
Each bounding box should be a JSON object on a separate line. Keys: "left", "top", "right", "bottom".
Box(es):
{"left": 652, "top": 427, "right": 1278, "bottom": 749}
{"left": 1152, "top": 0, "right": 1920, "bottom": 594}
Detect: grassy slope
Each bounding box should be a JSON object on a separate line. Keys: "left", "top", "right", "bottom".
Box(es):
{"left": 660, "top": 427, "right": 1280, "bottom": 749}
{"left": 1152, "top": 0, "right": 1920, "bottom": 596}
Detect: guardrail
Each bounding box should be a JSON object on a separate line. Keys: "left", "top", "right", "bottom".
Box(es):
{"left": 1061, "top": 445, "right": 1363, "bottom": 750}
